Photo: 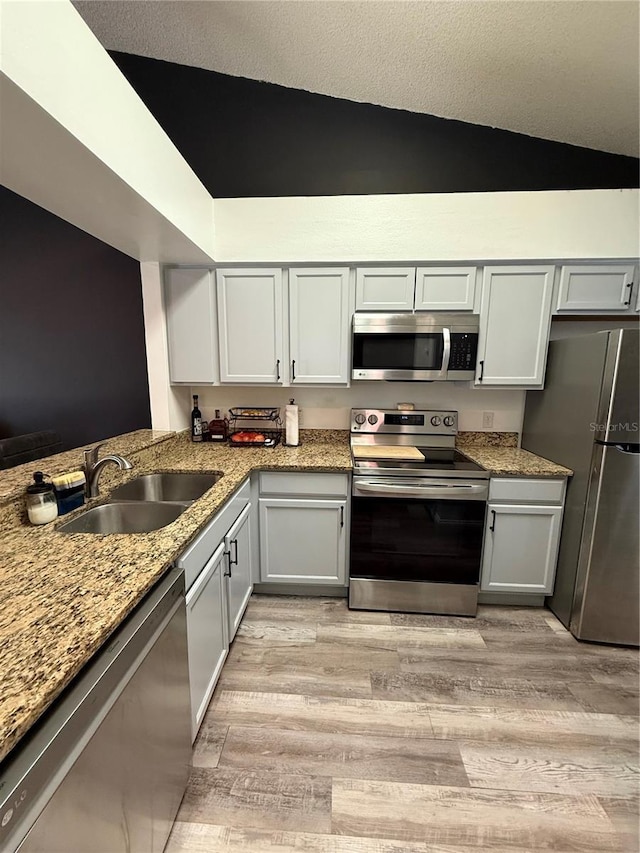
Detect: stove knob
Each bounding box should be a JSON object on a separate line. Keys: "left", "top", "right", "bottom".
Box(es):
{"left": 354, "top": 413, "right": 366, "bottom": 425}
{"left": 368, "top": 414, "right": 379, "bottom": 425}
{"left": 430, "top": 415, "right": 442, "bottom": 426}
{"left": 443, "top": 415, "right": 455, "bottom": 427}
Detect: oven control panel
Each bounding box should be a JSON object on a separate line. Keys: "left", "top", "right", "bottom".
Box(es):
{"left": 351, "top": 409, "right": 458, "bottom": 435}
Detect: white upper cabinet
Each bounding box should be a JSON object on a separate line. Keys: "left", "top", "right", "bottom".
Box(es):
{"left": 289, "top": 267, "right": 350, "bottom": 384}
{"left": 165, "top": 268, "right": 217, "bottom": 384}
{"left": 415, "top": 266, "right": 477, "bottom": 311}
{"left": 355, "top": 267, "right": 415, "bottom": 311}
{"left": 217, "top": 268, "right": 284, "bottom": 383}
{"left": 475, "top": 265, "right": 554, "bottom": 387}
{"left": 555, "top": 264, "right": 636, "bottom": 313}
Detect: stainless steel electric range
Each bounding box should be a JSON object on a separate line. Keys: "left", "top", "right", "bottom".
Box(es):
{"left": 349, "top": 408, "right": 489, "bottom": 617}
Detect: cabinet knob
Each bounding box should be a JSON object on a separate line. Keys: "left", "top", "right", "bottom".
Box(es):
{"left": 489, "top": 509, "right": 496, "bottom": 532}
{"left": 478, "top": 360, "right": 485, "bottom": 382}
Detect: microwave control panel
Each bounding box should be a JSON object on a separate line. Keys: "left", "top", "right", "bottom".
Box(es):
{"left": 449, "top": 334, "right": 478, "bottom": 372}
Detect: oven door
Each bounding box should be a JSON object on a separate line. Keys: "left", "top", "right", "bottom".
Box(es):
{"left": 349, "top": 478, "right": 487, "bottom": 614}
{"left": 352, "top": 329, "right": 450, "bottom": 381}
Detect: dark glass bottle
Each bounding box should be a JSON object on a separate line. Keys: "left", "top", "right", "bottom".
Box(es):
{"left": 191, "top": 394, "right": 202, "bottom": 442}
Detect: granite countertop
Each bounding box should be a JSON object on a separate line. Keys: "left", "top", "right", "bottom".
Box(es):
{"left": 0, "top": 426, "right": 570, "bottom": 763}
{"left": 0, "top": 429, "right": 351, "bottom": 763}
{"left": 460, "top": 446, "right": 573, "bottom": 478}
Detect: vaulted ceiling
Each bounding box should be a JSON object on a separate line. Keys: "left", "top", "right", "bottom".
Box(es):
{"left": 74, "top": 0, "right": 639, "bottom": 158}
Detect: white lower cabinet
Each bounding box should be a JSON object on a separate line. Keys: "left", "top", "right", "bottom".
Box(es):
{"left": 178, "top": 479, "right": 253, "bottom": 740}
{"left": 481, "top": 503, "right": 563, "bottom": 594}
{"left": 224, "top": 504, "right": 253, "bottom": 637}
{"left": 259, "top": 498, "right": 347, "bottom": 584}
{"left": 185, "top": 542, "right": 228, "bottom": 740}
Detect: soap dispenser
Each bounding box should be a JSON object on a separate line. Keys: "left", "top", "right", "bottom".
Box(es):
{"left": 26, "top": 472, "right": 58, "bottom": 525}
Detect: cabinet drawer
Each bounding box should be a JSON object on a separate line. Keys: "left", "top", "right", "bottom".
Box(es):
{"left": 489, "top": 477, "right": 565, "bottom": 504}
{"left": 178, "top": 478, "right": 250, "bottom": 590}
{"left": 260, "top": 472, "right": 348, "bottom": 497}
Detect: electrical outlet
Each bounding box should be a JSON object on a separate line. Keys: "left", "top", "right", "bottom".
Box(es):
{"left": 482, "top": 411, "right": 494, "bottom": 429}
{"left": 298, "top": 407, "right": 303, "bottom": 425}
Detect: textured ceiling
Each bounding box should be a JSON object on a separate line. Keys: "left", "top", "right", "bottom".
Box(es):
{"left": 74, "top": 0, "right": 640, "bottom": 158}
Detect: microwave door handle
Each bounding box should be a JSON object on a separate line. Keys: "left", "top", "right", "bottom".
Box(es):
{"left": 439, "top": 327, "right": 451, "bottom": 379}
{"left": 354, "top": 482, "right": 486, "bottom": 498}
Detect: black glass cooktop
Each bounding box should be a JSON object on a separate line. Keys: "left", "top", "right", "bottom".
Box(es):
{"left": 352, "top": 448, "right": 486, "bottom": 475}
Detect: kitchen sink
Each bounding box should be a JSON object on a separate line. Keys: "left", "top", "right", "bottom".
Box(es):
{"left": 57, "top": 501, "right": 186, "bottom": 534}
{"left": 109, "top": 472, "right": 222, "bottom": 504}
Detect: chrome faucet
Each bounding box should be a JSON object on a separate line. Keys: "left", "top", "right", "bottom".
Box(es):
{"left": 83, "top": 443, "right": 133, "bottom": 498}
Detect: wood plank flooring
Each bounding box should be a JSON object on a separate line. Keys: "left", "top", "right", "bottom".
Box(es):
{"left": 167, "top": 596, "right": 640, "bottom": 853}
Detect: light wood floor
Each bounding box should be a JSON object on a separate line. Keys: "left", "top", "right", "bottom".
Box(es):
{"left": 167, "top": 596, "right": 640, "bottom": 853}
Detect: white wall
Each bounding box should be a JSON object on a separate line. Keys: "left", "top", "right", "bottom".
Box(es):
{"left": 213, "top": 189, "right": 640, "bottom": 263}
{"left": 140, "top": 263, "right": 190, "bottom": 431}
{"left": 0, "top": 0, "right": 215, "bottom": 263}
{"left": 192, "top": 384, "right": 525, "bottom": 434}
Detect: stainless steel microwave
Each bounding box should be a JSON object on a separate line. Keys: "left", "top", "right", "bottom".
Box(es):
{"left": 352, "top": 313, "right": 479, "bottom": 381}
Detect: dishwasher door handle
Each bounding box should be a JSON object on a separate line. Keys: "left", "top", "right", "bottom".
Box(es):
{"left": 353, "top": 481, "right": 487, "bottom": 499}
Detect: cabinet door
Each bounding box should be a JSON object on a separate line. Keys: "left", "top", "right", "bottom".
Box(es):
{"left": 355, "top": 268, "right": 415, "bottom": 311}
{"left": 216, "top": 268, "right": 283, "bottom": 383}
{"left": 289, "top": 267, "right": 350, "bottom": 384}
{"left": 185, "top": 542, "right": 228, "bottom": 740}
{"left": 556, "top": 264, "right": 636, "bottom": 312}
{"left": 224, "top": 504, "right": 253, "bottom": 639}
{"left": 415, "top": 267, "right": 477, "bottom": 311}
{"left": 260, "top": 498, "right": 347, "bottom": 584}
{"left": 165, "top": 268, "right": 217, "bottom": 384}
{"left": 475, "top": 265, "right": 554, "bottom": 387}
{"left": 481, "top": 504, "right": 562, "bottom": 594}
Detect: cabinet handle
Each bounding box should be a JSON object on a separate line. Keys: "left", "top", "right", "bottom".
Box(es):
{"left": 230, "top": 538, "right": 238, "bottom": 566}
{"left": 624, "top": 282, "right": 633, "bottom": 306}
{"left": 478, "top": 360, "right": 484, "bottom": 382}
{"left": 340, "top": 506, "right": 344, "bottom": 528}
{"left": 276, "top": 359, "right": 281, "bottom": 381}
{"left": 292, "top": 359, "right": 296, "bottom": 380}
{"left": 223, "top": 550, "right": 232, "bottom": 577}
{"left": 489, "top": 509, "right": 496, "bottom": 532}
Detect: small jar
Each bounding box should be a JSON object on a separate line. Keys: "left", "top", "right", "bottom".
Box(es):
{"left": 26, "top": 472, "right": 58, "bottom": 525}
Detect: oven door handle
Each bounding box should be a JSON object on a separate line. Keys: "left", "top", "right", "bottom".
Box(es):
{"left": 439, "top": 327, "right": 451, "bottom": 379}
{"left": 353, "top": 481, "right": 487, "bottom": 498}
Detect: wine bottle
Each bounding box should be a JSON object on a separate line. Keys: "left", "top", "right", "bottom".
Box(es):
{"left": 191, "top": 394, "right": 203, "bottom": 442}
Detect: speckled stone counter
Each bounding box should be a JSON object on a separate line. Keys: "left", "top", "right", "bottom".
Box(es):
{"left": 0, "top": 429, "right": 351, "bottom": 763}
{"left": 460, "top": 446, "right": 573, "bottom": 478}
{"left": 0, "top": 429, "right": 175, "bottom": 499}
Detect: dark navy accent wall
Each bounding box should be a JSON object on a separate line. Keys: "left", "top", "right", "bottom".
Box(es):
{"left": 0, "top": 186, "right": 151, "bottom": 450}
{"left": 111, "top": 51, "right": 639, "bottom": 198}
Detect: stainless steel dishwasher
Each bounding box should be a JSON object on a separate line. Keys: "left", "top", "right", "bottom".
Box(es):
{"left": 0, "top": 567, "right": 191, "bottom": 853}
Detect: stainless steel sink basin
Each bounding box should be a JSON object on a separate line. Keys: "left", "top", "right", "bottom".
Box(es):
{"left": 58, "top": 501, "right": 186, "bottom": 534}
{"left": 109, "top": 472, "right": 222, "bottom": 504}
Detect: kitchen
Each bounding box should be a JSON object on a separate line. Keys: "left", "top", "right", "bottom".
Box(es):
{"left": 1, "top": 1, "right": 637, "bottom": 849}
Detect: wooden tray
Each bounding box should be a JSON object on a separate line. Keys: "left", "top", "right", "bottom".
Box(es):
{"left": 352, "top": 445, "right": 425, "bottom": 461}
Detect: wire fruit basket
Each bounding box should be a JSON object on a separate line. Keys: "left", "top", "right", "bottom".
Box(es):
{"left": 228, "top": 407, "right": 283, "bottom": 448}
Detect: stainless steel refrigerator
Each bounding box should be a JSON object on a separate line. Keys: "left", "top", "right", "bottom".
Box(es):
{"left": 522, "top": 328, "right": 639, "bottom": 646}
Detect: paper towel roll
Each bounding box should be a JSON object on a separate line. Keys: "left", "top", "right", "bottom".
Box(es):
{"left": 285, "top": 400, "right": 299, "bottom": 446}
